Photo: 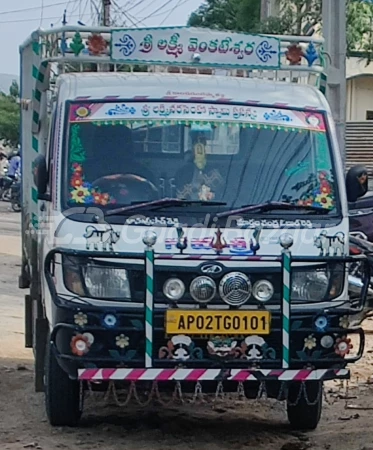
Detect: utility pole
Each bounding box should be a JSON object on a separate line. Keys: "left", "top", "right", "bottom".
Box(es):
{"left": 322, "top": 0, "right": 347, "bottom": 168}
{"left": 260, "top": 0, "right": 279, "bottom": 20}
{"left": 260, "top": 0, "right": 270, "bottom": 20}
{"left": 102, "top": 0, "right": 111, "bottom": 26}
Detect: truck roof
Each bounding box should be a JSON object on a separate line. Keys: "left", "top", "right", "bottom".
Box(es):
{"left": 57, "top": 72, "right": 329, "bottom": 111}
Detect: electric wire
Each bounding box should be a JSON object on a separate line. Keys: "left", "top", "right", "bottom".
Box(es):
{"left": 0, "top": 12, "right": 91, "bottom": 24}
{"left": 39, "top": 0, "right": 45, "bottom": 26}
{"left": 134, "top": 0, "right": 172, "bottom": 24}
{"left": 159, "top": 0, "right": 191, "bottom": 25}
{"left": 0, "top": 0, "right": 79, "bottom": 16}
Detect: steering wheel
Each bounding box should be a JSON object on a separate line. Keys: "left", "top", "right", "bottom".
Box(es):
{"left": 93, "top": 173, "right": 159, "bottom": 203}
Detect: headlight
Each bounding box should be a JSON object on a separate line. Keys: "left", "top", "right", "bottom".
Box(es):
{"left": 190, "top": 276, "right": 216, "bottom": 303}
{"left": 163, "top": 278, "right": 185, "bottom": 301}
{"left": 63, "top": 257, "right": 131, "bottom": 300}
{"left": 291, "top": 265, "right": 344, "bottom": 302}
{"left": 253, "top": 280, "right": 274, "bottom": 302}
{"left": 83, "top": 264, "right": 130, "bottom": 300}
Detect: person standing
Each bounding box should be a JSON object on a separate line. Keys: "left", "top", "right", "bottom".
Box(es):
{"left": 7, "top": 151, "right": 21, "bottom": 180}
{"left": 0, "top": 152, "right": 8, "bottom": 176}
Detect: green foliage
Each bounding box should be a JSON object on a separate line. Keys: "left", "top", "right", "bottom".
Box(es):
{"left": 187, "top": 0, "right": 373, "bottom": 59}
{"left": 0, "top": 90, "right": 19, "bottom": 147}
{"left": 9, "top": 80, "right": 19, "bottom": 100}
{"left": 69, "top": 124, "right": 86, "bottom": 163}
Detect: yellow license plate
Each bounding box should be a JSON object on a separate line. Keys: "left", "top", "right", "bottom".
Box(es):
{"left": 165, "top": 310, "right": 271, "bottom": 335}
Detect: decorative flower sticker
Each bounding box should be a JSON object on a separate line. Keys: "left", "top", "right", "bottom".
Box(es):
{"left": 69, "top": 162, "right": 113, "bottom": 205}
{"left": 286, "top": 44, "right": 303, "bottom": 65}
{"left": 335, "top": 337, "right": 353, "bottom": 357}
{"left": 315, "top": 193, "right": 333, "bottom": 209}
{"left": 304, "top": 334, "right": 317, "bottom": 350}
{"left": 76, "top": 106, "right": 90, "bottom": 119}
{"left": 314, "top": 315, "right": 329, "bottom": 332}
{"left": 74, "top": 312, "right": 88, "bottom": 327}
{"left": 87, "top": 34, "right": 107, "bottom": 55}
{"left": 71, "top": 334, "right": 90, "bottom": 356}
{"left": 71, "top": 176, "right": 84, "bottom": 189}
{"left": 71, "top": 186, "right": 91, "bottom": 203}
{"left": 116, "top": 334, "right": 130, "bottom": 349}
{"left": 339, "top": 316, "right": 350, "bottom": 329}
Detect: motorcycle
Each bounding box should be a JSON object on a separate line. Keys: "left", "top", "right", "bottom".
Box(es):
{"left": 10, "top": 179, "right": 21, "bottom": 212}
{"left": 0, "top": 174, "right": 17, "bottom": 202}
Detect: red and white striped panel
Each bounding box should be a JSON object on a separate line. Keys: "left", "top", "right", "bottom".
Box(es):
{"left": 78, "top": 368, "right": 349, "bottom": 382}
{"left": 155, "top": 255, "right": 282, "bottom": 261}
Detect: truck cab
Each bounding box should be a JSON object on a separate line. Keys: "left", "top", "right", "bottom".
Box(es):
{"left": 19, "top": 25, "right": 369, "bottom": 430}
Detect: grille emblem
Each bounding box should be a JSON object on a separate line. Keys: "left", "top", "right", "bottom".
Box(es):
{"left": 201, "top": 264, "right": 223, "bottom": 274}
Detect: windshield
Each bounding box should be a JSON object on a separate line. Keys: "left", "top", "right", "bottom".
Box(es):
{"left": 65, "top": 101, "right": 337, "bottom": 214}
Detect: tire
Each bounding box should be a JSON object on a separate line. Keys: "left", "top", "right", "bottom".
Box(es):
{"left": 286, "top": 381, "right": 323, "bottom": 430}
{"left": 11, "top": 201, "right": 21, "bottom": 212}
{"left": 2, "top": 189, "right": 10, "bottom": 202}
{"left": 45, "top": 340, "right": 82, "bottom": 426}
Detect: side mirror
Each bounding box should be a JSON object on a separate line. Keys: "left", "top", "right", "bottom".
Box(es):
{"left": 33, "top": 155, "right": 49, "bottom": 199}
{"left": 346, "top": 165, "right": 369, "bottom": 203}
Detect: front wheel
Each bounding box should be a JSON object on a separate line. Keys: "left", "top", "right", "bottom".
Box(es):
{"left": 2, "top": 188, "right": 11, "bottom": 202}
{"left": 286, "top": 381, "right": 323, "bottom": 430}
{"left": 45, "top": 340, "right": 83, "bottom": 426}
{"left": 11, "top": 201, "right": 21, "bottom": 212}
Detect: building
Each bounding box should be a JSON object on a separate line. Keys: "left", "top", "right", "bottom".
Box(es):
{"left": 346, "top": 56, "right": 373, "bottom": 173}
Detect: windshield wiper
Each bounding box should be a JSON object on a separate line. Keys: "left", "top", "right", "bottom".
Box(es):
{"left": 216, "top": 201, "right": 331, "bottom": 219}
{"left": 105, "top": 198, "right": 226, "bottom": 217}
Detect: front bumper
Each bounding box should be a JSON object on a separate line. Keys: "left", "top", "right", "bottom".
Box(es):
{"left": 45, "top": 248, "right": 370, "bottom": 381}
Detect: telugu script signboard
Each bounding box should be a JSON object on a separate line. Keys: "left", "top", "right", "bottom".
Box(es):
{"left": 69, "top": 102, "right": 326, "bottom": 132}
{"left": 110, "top": 27, "right": 281, "bottom": 70}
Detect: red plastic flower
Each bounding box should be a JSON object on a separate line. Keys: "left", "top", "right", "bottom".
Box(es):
{"left": 318, "top": 171, "right": 328, "bottom": 181}
{"left": 71, "top": 177, "right": 83, "bottom": 188}
{"left": 71, "top": 334, "right": 90, "bottom": 356}
{"left": 286, "top": 44, "right": 303, "bottom": 65}
{"left": 93, "top": 192, "right": 102, "bottom": 203}
{"left": 334, "top": 337, "right": 353, "bottom": 357}
{"left": 72, "top": 163, "right": 83, "bottom": 172}
{"left": 321, "top": 185, "right": 331, "bottom": 195}
{"left": 87, "top": 34, "right": 107, "bottom": 56}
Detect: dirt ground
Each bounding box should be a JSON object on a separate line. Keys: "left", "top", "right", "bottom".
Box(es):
{"left": 2, "top": 204, "right": 373, "bottom": 450}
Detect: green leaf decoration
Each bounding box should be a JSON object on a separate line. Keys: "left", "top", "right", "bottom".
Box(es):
{"left": 69, "top": 124, "right": 86, "bottom": 164}
{"left": 109, "top": 350, "right": 121, "bottom": 359}
{"left": 70, "top": 32, "right": 85, "bottom": 56}
{"left": 311, "top": 351, "right": 322, "bottom": 359}
{"left": 291, "top": 320, "right": 303, "bottom": 331}
{"left": 122, "top": 349, "right": 137, "bottom": 361}
{"left": 296, "top": 350, "right": 308, "bottom": 360}
{"left": 131, "top": 319, "right": 144, "bottom": 330}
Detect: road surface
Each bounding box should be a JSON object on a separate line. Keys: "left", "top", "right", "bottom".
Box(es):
{"left": 1, "top": 202, "right": 373, "bottom": 450}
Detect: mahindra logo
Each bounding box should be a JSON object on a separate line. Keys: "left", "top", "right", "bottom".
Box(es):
{"left": 201, "top": 264, "right": 223, "bottom": 274}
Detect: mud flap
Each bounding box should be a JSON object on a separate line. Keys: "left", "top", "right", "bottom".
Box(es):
{"left": 34, "top": 317, "right": 49, "bottom": 393}
{"left": 24, "top": 295, "right": 33, "bottom": 348}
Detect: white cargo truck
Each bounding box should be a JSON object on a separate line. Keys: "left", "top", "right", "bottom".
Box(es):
{"left": 19, "top": 25, "right": 369, "bottom": 429}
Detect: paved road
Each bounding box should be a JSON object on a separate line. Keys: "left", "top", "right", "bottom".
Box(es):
{"left": 1, "top": 203, "right": 373, "bottom": 450}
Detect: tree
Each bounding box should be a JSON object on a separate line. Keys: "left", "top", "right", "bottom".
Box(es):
{"left": 187, "top": 0, "right": 373, "bottom": 57}
{"left": 0, "top": 91, "right": 20, "bottom": 147}
{"left": 9, "top": 80, "right": 19, "bottom": 100}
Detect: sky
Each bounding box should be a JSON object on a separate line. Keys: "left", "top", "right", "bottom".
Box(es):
{"left": 0, "top": 0, "right": 204, "bottom": 76}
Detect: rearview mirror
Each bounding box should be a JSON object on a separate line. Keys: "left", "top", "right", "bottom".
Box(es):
{"left": 346, "top": 165, "right": 368, "bottom": 203}
{"left": 33, "top": 155, "right": 48, "bottom": 198}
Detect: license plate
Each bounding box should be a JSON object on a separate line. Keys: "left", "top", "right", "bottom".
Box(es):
{"left": 165, "top": 310, "right": 271, "bottom": 335}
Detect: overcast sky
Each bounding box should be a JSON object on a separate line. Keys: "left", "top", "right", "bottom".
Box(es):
{"left": 0, "top": 0, "right": 204, "bottom": 75}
